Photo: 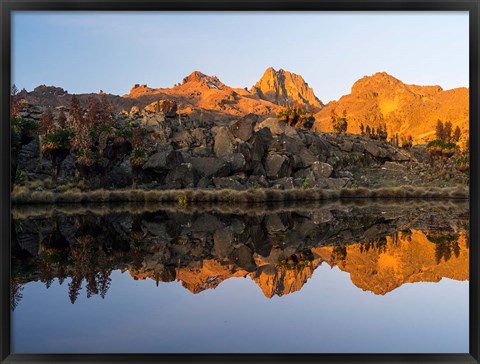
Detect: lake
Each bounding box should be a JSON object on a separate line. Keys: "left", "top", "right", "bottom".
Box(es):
{"left": 11, "top": 200, "right": 469, "bottom": 353}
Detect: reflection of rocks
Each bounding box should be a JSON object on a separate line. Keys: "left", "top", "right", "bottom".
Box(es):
{"left": 11, "top": 202, "right": 469, "bottom": 305}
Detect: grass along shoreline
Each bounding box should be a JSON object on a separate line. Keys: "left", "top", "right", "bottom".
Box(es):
{"left": 12, "top": 199, "right": 468, "bottom": 221}
{"left": 11, "top": 185, "right": 469, "bottom": 205}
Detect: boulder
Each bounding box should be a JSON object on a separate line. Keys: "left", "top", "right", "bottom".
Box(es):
{"left": 228, "top": 245, "right": 256, "bottom": 270}
{"left": 364, "top": 141, "right": 388, "bottom": 158}
{"left": 265, "top": 153, "right": 290, "bottom": 179}
{"left": 255, "top": 117, "right": 298, "bottom": 137}
{"left": 129, "top": 106, "right": 141, "bottom": 119}
{"left": 192, "top": 146, "right": 212, "bottom": 157}
{"left": 339, "top": 141, "right": 353, "bottom": 152}
{"left": 229, "top": 153, "right": 246, "bottom": 173}
{"left": 188, "top": 157, "right": 230, "bottom": 178}
{"left": 250, "top": 127, "right": 273, "bottom": 163}
{"left": 311, "top": 161, "right": 333, "bottom": 179}
{"left": 58, "top": 153, "right": 76, "bottom": 179}
{"left": 391, "top": 150, "right": 411, "bottom": 162}
{"left": 292, "top": 148, "right": 318, "bottom": 170}
{"left": 246, "top": 174, "right": 269, "bottom": 188}
{"left": 144, "top": 99, "right": 177, "bottom": 117}
{"left": 143, "top": 147, "right": 184, "bottom": 172}
{"left": 214, "top": 229, "right": 235, "bottom": 259}
{"left": 229, "top": 113, "right": 258, "bottom": 141}
{"left": 171, "top": 130, "right": 193, "bottom": 149}
{"left": 213, "top": 176, "right": 245, "bottom": 189}
{"left": 191, "top": 128, "right": 207, "bottom": 147}
{"left": 214, "top": 126, "right": 236, "bottom": 159}
{"left": 164, "top": 163, "right": 197, "bottom": 188}
{"left": 352, "top": 142, "right": 365, "bottom": 153}
{"left": 106, "top": 157, "right": 132, "bottom": 188}
{"left": 324, "top": 177, "right": 350, "bottom": 189}
{"left": 270, "top": 177, "right": 295, "bottom": 190}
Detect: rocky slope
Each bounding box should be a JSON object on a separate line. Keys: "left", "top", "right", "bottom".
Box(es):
{"left": 313, "top": 72, "right": 469, "bottom": 145}
{"left": 15, "top": 97, "right": 469, "bottom": 193}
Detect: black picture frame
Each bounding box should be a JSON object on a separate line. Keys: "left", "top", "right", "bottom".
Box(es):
{"left": 1, "top": 0, "right": 478, "bottom": 363}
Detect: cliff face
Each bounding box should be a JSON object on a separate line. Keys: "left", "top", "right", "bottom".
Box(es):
{"left": 313, "top": 72, "right": 469, "bottom": 144}
{"left": 251, "top": 67, "right": 323, "bottom": 110}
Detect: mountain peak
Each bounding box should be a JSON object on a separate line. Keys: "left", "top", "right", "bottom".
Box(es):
{"left": 182, "top": 71, "right": 224, "bottom": 90}
{"left": 251, "top": 67, "right": 323, "bottom": 110}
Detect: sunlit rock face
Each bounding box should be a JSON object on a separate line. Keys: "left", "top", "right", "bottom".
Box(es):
{"left": 250, "top": 67, "right": 323, "bottom": 111}
{"left": 313, "top": 72, "right": 469, "bottom": 145}
{"left": 11, "top": 201, "right": 469, "bottom": 306}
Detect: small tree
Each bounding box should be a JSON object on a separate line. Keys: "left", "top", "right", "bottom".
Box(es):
{"left": 453, "top": 126, "right": 461, "bottom": 142}
{"left": 40, "top": 108, "right": 54, "bottom": 135}
{"left": 360, "top": 123, "right": 365, "bottom": 135}
{"left": 57, "top": 110, "right": 67, "bottom": 129}
{"left": 443, "top": 121, "right": 453, "bottom": 142}
{"left": 401, "top": 135, "right": 413, "bottom": 149}
{"left": 40, "top": 109, "right": 73, "bottom": 184}
{"left": 435, "top": 120, "right": 444, "bottom": 140}
{"left": 130, "top": 127, "right": 147, "bottom": 188}
{"left": 85, "top": 96, "right": 100, "bottom": 128}
{"left": 10, "top": 84, "right": 20, "bottom": 117}
{"left": 365, "top": 125, "right": 371, "bottom": 137}
{"left": 70, "top": 95, "right": 83, "bottom": 129}
{"left": 331, "top": 109, "right": 348, "bottom": 134}
{"left": 276, "top": 104, "right": 315, "bottom": 129}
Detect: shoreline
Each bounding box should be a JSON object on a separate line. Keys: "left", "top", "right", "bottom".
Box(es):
{"left": 11, "top": 185, "right": 469, "bottom": 205}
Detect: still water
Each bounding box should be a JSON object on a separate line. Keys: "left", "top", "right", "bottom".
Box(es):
{"left": 11, "top": 200, "right": 469, "bottom": 353}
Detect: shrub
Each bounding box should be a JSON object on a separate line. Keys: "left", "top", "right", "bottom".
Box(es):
{"left": 277, "top": 104, "right": 315, "bottom": 129}
{"left": 41, "top": 129, "right": 74, "bottom": 153}
{"left": 11, "top": 116, "right": 38, "bottom": 143}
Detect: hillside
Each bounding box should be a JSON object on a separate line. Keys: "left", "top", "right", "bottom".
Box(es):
{"left": 313, "top": 72, "right": 469, "bottom": 144}
{"left": 17, "top": 70, "right": 468, "bottom": 145}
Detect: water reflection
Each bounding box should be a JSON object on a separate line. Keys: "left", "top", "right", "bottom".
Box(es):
{"left": 11, "top": 200, "right": 469, "bottom": 309}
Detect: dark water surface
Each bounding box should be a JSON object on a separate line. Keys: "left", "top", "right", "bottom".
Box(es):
{"left": 11, "top": 200, "right": 469, "bottom": 353}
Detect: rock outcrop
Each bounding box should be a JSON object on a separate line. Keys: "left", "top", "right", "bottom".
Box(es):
{"left": 251, "top": 67, "right": 323, "bottom": 110}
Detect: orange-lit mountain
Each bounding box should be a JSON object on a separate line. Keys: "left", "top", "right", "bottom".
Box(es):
{"left": 313, "top": 72, "right": 469, "bottom": 144}
{"left": 250, "top": 67, "right": 323, "bottom": 110}
{"left": 128, "top": 229, "right": 468, "bottom": 298}
{"left": 20, "top": 70, "right": 468, "bottom": 144}
{"left": 124, "top": 71, "right": 279, "bottom": 121}
{"left": 314, "top": 229, "right": 469, "bottom": 295}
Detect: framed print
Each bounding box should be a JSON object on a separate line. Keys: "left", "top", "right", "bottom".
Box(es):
{"left": 1, "top": 0, "right": 478, "bottom": 363}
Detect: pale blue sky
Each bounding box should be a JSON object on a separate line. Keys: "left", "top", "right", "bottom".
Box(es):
{"left": 12, "top": 11, "right": 469, "bottom": 102}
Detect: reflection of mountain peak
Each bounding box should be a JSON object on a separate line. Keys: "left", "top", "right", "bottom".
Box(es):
{"left": 12, "top": 202, "right": 469, "bottom": 307}
{"left": 314, "top": 230, "right": 469, "bottom": 295}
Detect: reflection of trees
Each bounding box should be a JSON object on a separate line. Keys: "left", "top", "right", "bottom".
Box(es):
{"left": 69, "top": 236, "right": 114, "bottom": 303}
{"left": 332, "top": 245, "right": 347, "bottom": 260}
{"left": 426, "top": 233, "right": 461, "bottom": 264}
{"left": 11, "top": 206, "right": 470, "bottom": 306}
{"left": 359, "top": 237, "right": 387, "bottom": 254}
{"left": 10, "top": 279, "right": 24, "bottom": 311}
